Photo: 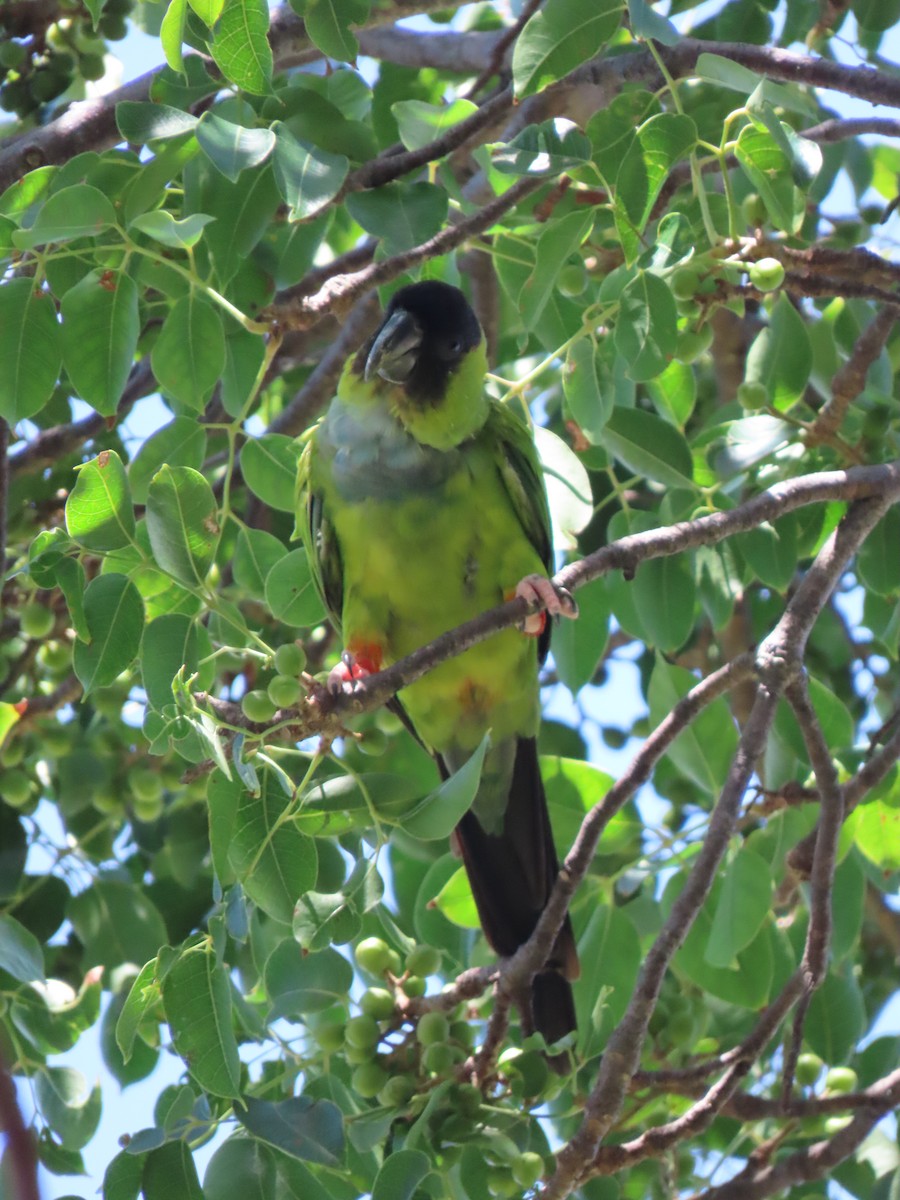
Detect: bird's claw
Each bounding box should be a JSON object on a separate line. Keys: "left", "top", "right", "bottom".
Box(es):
{"left": 515, "top": 574, "right": 579, "bottom": 636}
{"left": 327, "top": 650, "right": 372, "bottom": 695}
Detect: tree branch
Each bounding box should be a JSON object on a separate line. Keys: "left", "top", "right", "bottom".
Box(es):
{"left": 806, "top": 306, "right": 896, "bottom": 444}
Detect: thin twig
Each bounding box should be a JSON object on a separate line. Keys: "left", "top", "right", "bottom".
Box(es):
{"left": 806, "top": 306, "right": 896, "bottom": 444}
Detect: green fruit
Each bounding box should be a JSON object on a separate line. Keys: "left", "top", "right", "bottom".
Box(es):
{"left": 487, "top": 1166, "right": 518, "bottom": 1197}
{"left": 416, "top": 1011, "right": 449, "bottom": 1047}
{"left": 351, "top": 1062, "right": 389, "bottom": 1098}
{"left": 345, "top": 1014, "right": 380, "bottom": 1050}
{"left": 132, "top": 792, "right": 163, "bottom": 822}
{"left": 421, "top": 1041, "right": 454, "bottom": 1075}
{"left": 266, "top": 674, "right": 302, "bottom": 709}
{"left": 0, "top": 41, "right": 26, "bottom": 69}
{"left": 512, "top": 1152, "right": 544, "bottom": 1190}
{"left": 671, "top": 267, "right": 701, "bottom": 301}
{"left": 354, "top": 936, "right": 394, "bottom": 976}
{"left": 558, "top": 261, "right": 587, "bottom": 298}
{"left": 403, "top": 974, "right": 426, "bottom": 997}
{"left": 449, "top": 1020, "right": 474, "bottom": 1049}
{"left": 357, "top": 727, "right": 388, "bottom": 757}
{"left": 741, "top": 192, "right": 766, "bottom": 227}
{"left": 37, "top": 640, "right": 71, "bottom": 673}
{"left": 100, "top": 13, "right": 128, "bottom": 39}
{"left": 825, "top": 1067, "right": 858, "bottom": 1094}
{"left": 452, "top": 1082, "right": 482, "bottom": 1116}
{"left": 360, "top": 988, "right": 395, "bottom": 1020}
{"left": 748, "top": 256, "right": 785, "bottom": 292}
{"left": 377, "top": 1074, "right": 415, "bottom": 1107}
{"left": 674, "top": 325, "right": 714, "bottom": 363}
{"left": 0, "top": 739, "right": 25, "bottom": 768}
{"left": 795, "top": 1052, "right": 824, "bottom": 1086}
{"left": 406, "top": 944, "right": 441, "bottom": 977}
{"left": 737, "top": 381, "right": 769, "bottom": 410}
{"left": 20, "top": 602, "right": 55, "bottom": 639}
{"left": 311, "top": 1022, "right": 344, "bottom": 1053}
{"left": 128, "top": 766, "right": 163, "bottom": 804}
{"left": 344, "top": 1042, "right": 378, "bottom": 1064}
{"left": 274, "top": 642, "right": 306, "bottom": 676}
{"left": 824, "top": 1115, "right": 853, "bottom": 1135}
{"left": 1, "top": 769, "right": 33, "bottom": 808}
{"left": 241, "top": 689, "right": 277, "bottom": 723}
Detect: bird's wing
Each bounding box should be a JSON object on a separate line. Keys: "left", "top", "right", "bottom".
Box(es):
{"left": 295, "top": 429, "right": 344, "bottom": 636}
{"left": 485, "top": 399, "right": 553, "bottom": 575}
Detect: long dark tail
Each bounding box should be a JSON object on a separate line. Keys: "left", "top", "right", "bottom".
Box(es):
{"left": 452, "top": 736, "right": 579, "bottom": 1058}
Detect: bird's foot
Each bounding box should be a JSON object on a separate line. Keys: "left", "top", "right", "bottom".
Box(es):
{"left": 514, "top": 574, "right": 579, "bottom": 636}
{"left": 327, "top": 646, "right": 382, "bottom": 695}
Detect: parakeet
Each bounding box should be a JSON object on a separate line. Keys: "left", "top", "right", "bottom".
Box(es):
{"left": 297, "top": 280, "right": 580, "bottom": 1052}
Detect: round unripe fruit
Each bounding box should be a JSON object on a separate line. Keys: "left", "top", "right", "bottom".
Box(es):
{"left": 748, "top": 257, "right": 785, "bottom": 292}
{"left": 512, "top": 1152, "right": 545, "bottom": 1190}
{"left": 344, "top": 1042, "right": 378, "bottom": 1064}
{"left": 487, "top": 1166, "right": 518, "bottom": 1197}
{"left": 311, "top": 1022, "right": 344, "bottom": 1053}
{"left": 100, "top": 13, "right": 128, "bottom": 39}
{"left": 824, "top": 1115, "right": 853, "bottom": 1135}
{"left": 453, "top": 1082, "right": 482, "bottom": 1116}
{"left": 132, "top": 792, "right": 164, "bottom": 822}
{"left": 558, "top": 261, "right": 587, "bottom": 298}
{"left": 354, "top": 936, "right": 394, "bottom": 976}
{"left": 378, "top": 1075, "right": 415, "bottom": 1107}
{"left": 825, "top": 1067, "right": 858, "bottom": 1094}
{"left": 671, "top": 267, "right": 701, "bottom": 301}
{"left": 1, "top": 769, "right": 33, "bottom": 808}
{"left": 241, "top": 690, "right": 277, "bottom": 723}
{"left": 359, "top": 988, "right": 394, "bottom": 1020}
{"left": 674, "top": 327, "right": 713, "bottom": 363}
{"left": 403, "top": 974, "right": 426, "bottom": 997}
{"left": 406, "top": 944, "right": 440, "bottom": 977}
{"left": 357, "top": 728, "right": 388, "bottom": 757}
{"left": 416, "top": 1011, "right": 449, "bottom": 1047}
{"left": 421, "top": 1041, "right": 454, "bottom": 1074}
{"left": 20, "top": 602, "right": 55, "bottom": 639}
{"left": 795, "top": 1052, "right": 824, "bottom": 1086}
{"left": 78, "top": 52, "right": 106, "bottom": 81}
{"left": 266, "top": 675, "right": 301, "bottom": 708}
{"left": 737, "top": 381, "right": 769, "bottom": 411}
{"left": 345, "top": 1014, "right": 380, "bottom": 1050}
{"left": 0, "top": 739, "right": 25, "bottom": 768}
{"left": 351, "top": 1062, "right": 389, "bottom": 1098}
{"left": 450, "top": 1020, "right": 474, "bottom": 1049}
{"left": 129, "top": 766, "right": 163, "bottom": 804}
{"left": 741, "top": 192, "right": 766, "bottom": 227}
{"left": 37, "top": 640, "right": 71, "bottom": 673}
{"left": 274, "top": 643, "right": 306, "bottom": 676}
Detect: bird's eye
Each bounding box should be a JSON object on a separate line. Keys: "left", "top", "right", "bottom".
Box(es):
{"left": 448, "top": 339, "right": 462, "bottom": 355}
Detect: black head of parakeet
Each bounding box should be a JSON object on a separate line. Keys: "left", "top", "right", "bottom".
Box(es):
{"left": 362, "top": 280, "right": 482, "bottom": 404}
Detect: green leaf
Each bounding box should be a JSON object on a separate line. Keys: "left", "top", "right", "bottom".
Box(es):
{"left": 65, "top": 450, "right": 136, "bottom": 551}
{"left": 371, "top": 1150, "right": 430, "bottom": 1200}
{"left": 0, "top": 279, "right": 62, "bottom": 421}
{"left": 805, "top": 968, "right": 865, "bottom": 1062}
{"left": 648, "top": 657, "right": 738, "bottom": 797}
{"left": 265, "top": 549, "right": 326, "bottom": 628}
{"left": 513, "top": 0, "right": 623, "bottom": 97}
{"left": 432, "top": 866, "right": 480, "bottom": 928}
{"left": 229, "top": 771, "right": 318, "bottom": 922}
{"left": 240, "top": 433, "right": 298, "bottom": 512}
{"left": 534, "top": 425, "right": 594, "bottom": 552}
{"left": 695, "top": 53, "right": 819, "bottom": 118}
{"left": 858, "top": 506, "right": 900, "bottom": 596}
{"left": 404, "top": 734, "right": 489, "bottom": 841}
{"left": 141, "top": 614, "right": 200, "bottom": 710}
{"left": 0, "top": 914, "right": 45, "bottom": 984}
{"left": 265, "top": 944, "right": 354, "bottom": 1017}
{"left": 203, "top": 1139, "right": 277, "bottom": 1200}
{"left": 627, "top": 0, "right": 679, "bottom": 44}
{"left": 346, "top": 182, "right": 447, "bottom": 256}
{"left": 393, "top": 98, "right": 477, "bottom": 152}
{"left": 562, "top": 337, "right": 613, "bottom": 443}
{"left": 272, "top": 124, "right": 348, "bottom": 220}
{"left": 36, "top": 1068, "right": 101, "bottom": 1152}
{"left": 737, "top": 516, "right": 798, "bottom": 590}
{"left": 521, "top": 210, "right": 592, "bottom": 330}
{"left": 647, "top": 357, "right": 695, "bottom": 427}
{"left": 129, "top": 209, "right": 215, "bottom": 248}
{"left": 161, "top": 947, "right": 242, "bottom": 1099}
{"left": 615, "top": 271, "right": 678, "bottom": 381}
{"left": 587, "top": 91, "right": 659, "bottom": 183}
{"left": 853, "top": 801, "right": 900, "bottom": 872}
{"left": 234, "top": 527, "right": 286, "bottom": 596}
{"left": 67, "top": 880, "right": 166, "bottom": 973}
{"left": 493, "top": 121, "right": 591, "bottom": 177}
{"left": 632, "top": 555, "right": 696, "bottom": 652}
{"left": 302, "top": 0, "right": 369, "bottom": 63}
{"left": 145, "top": 465, "right": 220, "bottom": 587}
{"left": 705, "top": 847, "right": 773, "bottom": 968}
{"left": 128, "top": 416, "right": 207, "bottom": 505}
{"left": 237, "top": 1096, "right": 345, "bottom": 1167}
{"left": 604, "top": 407, "right": 694, "bottom": 487}
{"left": 188, "top": 0, "right": 225, "bottom": 25}
{"left": 196, "top": 111, "right": 276, "bottom": 181}
{"left": 143, "top": 1141, "right": 203, "bottom": 1200}
{"left": 576, "top": 905, "right": 642, "bottom": 1058}
{"left": 116, "top": 101, "right": 198, "bottom": 143}
{"left": 160, "top": 0, "right": 187, "bottom": 72}
{"left": 745, "top": 294, "right": 812, "bottom": 412}
{"left": 12, "top": 184, "right": 118, "bottom": 248}
{"left": 735, "top": 123, "right": 804, "bottom": 234}
{"left": 72, "top": 574, "right": 144, "bottom": 692}
{"left": 211, "top": 0, "right": 273, "bottom": 95}
{"left": 551, "top": 577, "right": 610, "bottom": 696}
{"left": 60, "top": 271, "right": 139, "bottom": 415}
{"left": 151, "top": 293, "right": 226, "bottom": 411}
{"left": 115, "top": 958, "right": 160, "bottom": 1064}
{"left": 614, "top": 113, "right": 697, "bottom": 262}
{"left": 852, "top": 0, "right": 900, "bottom": 30}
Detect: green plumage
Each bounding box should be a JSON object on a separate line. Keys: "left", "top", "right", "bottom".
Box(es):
{"left": 297, "top": 281, "right": 578, "bottom": 1051}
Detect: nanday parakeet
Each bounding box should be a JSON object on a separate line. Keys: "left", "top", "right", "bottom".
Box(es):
{"left": 297, "top": 281, "right": 580, "bottom": 1050}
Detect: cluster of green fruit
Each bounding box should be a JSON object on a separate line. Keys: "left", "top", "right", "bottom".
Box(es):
{"left": 240, "top": 642, "right": 308, "bottom": 723}
{"left": 309, "top": 936, "right": 548, "bottom": 1191}
{"left": 0, "top": 0, "right": 130, "bottom": 119}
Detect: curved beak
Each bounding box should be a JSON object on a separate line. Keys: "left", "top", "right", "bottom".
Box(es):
{"left": 364, "top": 308, "right": 423, "bottom": 384}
